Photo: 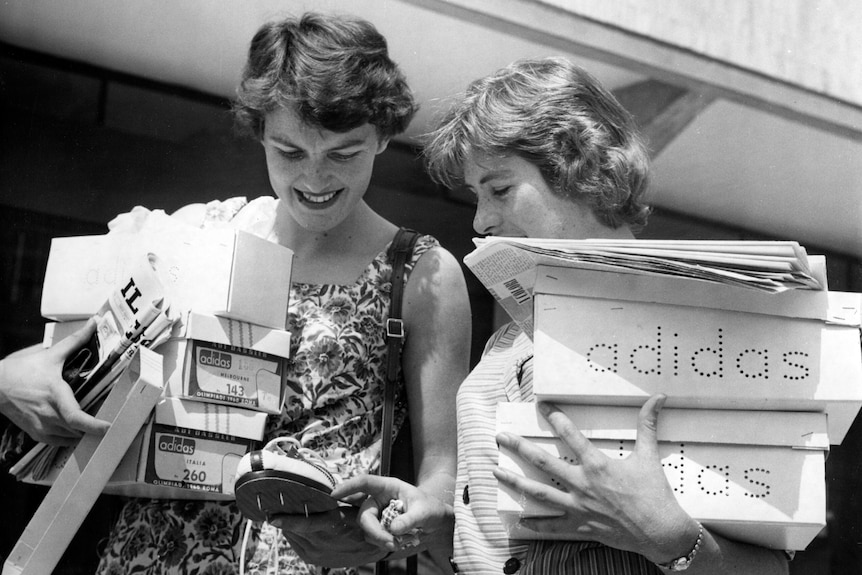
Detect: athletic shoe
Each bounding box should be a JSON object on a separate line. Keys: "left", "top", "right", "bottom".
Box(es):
{"left": 234, "top": 436, "right": 340, "bottom": 522}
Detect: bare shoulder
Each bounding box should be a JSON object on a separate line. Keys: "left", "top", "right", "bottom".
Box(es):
{"left": 404, "top": 243, "right": 470, "bottom": 330}
{"left": 408, "top": 243, "right": 467, "bottom": 294}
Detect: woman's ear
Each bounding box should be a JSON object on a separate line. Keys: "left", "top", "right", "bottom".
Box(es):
{"left": 375, "top": 136, "right": 391, "bottom": 155}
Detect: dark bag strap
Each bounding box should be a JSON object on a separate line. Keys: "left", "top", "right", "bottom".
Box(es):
{"left": 380, "top": 227, "right": 420, "bottom": 476}
{"left": 376, "top": 227, "right": 421, "bottom": 575}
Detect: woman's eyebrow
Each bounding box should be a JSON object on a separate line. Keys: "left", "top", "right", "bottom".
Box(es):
{"left": 267, "top": 135, "right": 298, "bottom": 147}
{"left": 479, "top": 170, "right": 513, "bottom": 185}
{"left": 266, "top": 135, "right": 368, "bottom": 150}
{"left": 328, "top": 139, "right": 369, "bottom": 151}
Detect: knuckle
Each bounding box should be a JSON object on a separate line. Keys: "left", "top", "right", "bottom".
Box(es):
{"left": 531, "top": 452, "right": 553, "bottom": 472}
{"left": 530, "top": 488, "right": 551, "bottom": 503}
{"left": 590, "top": 457, "right": 609, "bottom": 474}
{"left": 555, "top": 421, "right": 579, "bottom": 443}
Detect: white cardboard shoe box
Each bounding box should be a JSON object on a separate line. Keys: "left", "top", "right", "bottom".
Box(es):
{"left": 161, "top": 311, "right": 291, "bottom": 413}
{"left": 25, "top": 396, "right": 268, "bottom": 500}
{"left": 103, "top": 396, "right": 267, "bottom": 499}
{"left": 45, "top": 311, "right": 292, "bottom": 414}
{"left": 532, "top": 265, "right": 862, "bottom": 443}
{"left": 40, "top": 211, "right": 293, "bottom": 329}
{"left": 496, "top": 402, "right": 829, "bottom": 551}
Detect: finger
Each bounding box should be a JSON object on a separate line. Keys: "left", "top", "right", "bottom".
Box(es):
{"left": 518, "top": 514, "right": 587, "bottom": 538}
{"left": 63, "top": 409, "right": 111, "bottom": 436}
{"left": 21, "top": 413, "right": 84, "bottom": 442}
{"left": 496, "top": 430, "right": 585, "bottom": 484}
{"left": 30, "top": 431, "right": 80, "bottom": 446}
{"left": 634, "top": 394, "right": 666, "bottom": 462}
{"left": 50, "top": 318, "right": 97, "bottom": 358}
{"left": 536, "top": 402, "right": 599, "bottom": 465}
{"left": 330, "top": 475, "right": 372, "bottom": 500}
{"left": 358, "top": 496, "right": 396, "bottom": 550}
{"left": 331, "top": 474, "right": 401, "bottom": 503}
{"left": 339, "top": 491, "right": 368, "bottom": 507}
{"left": 55, "top": 385, "right": 110, "bottom": 436}
{"left": 385, "top": 501, "right": 428, "bottom": 536}
{"left": 493, "top": 466, "right": 573, "bottom": 510}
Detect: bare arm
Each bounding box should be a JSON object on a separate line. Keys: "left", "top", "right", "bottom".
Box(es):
{"left": 495, "top": 396, "right": 788, "bottom": 574}
{"left": 279, "top": 244, "right": 471, "bottom": 569}
{"left": 398, "top": 244, "right": 471, "bottom": 565}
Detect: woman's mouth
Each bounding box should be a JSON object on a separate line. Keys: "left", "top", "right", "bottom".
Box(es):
{"left": 296, "top": 189, "right": 341, "bottom": 206}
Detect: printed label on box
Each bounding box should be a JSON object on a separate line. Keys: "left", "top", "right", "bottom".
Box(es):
{"left": 185, "top": 341, "right": 283, "bottom": 408}
{"left": 146, "top": 424, "right": 248, "bottom": 494}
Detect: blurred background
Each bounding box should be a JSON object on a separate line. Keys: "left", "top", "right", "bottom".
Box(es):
{"left": 1, "top": 1, "right": 860, "bottom": 573}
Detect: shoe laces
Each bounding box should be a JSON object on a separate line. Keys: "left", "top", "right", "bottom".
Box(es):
{"left": 262, "top": 436, "right": 340, "bottom": 487}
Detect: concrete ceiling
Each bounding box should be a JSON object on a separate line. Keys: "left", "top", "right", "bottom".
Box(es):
{"left": 1, "top": 0, "right": 860, "bottom": 258}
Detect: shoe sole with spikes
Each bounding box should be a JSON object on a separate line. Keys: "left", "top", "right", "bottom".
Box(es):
{"left": 234, "top": 448, "right": 339, "bottom": 521}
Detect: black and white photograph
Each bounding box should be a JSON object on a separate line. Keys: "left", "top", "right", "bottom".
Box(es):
{"left": 1, "top": 2, "right": 860, "bottom": 574}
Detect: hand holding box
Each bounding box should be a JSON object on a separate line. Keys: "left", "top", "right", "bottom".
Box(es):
{"left": 496, "top": 402, "right": 828, "bottom": 551}
{"left": 3, "top": 348, "right": 164, "bottom": 575}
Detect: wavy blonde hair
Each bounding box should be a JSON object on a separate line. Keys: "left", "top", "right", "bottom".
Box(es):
{"left": 424, "top": 57, "right": 650, "bottom": 229}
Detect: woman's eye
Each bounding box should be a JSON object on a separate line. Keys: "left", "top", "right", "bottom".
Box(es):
{"left": 331, "top": 152, "right": 361, "bottom": 162}
{"left": 491, "top": 186, "right": 512, "bottom": 196}
{"left": 277, "top": 149, "right": 304, "bottom": 160}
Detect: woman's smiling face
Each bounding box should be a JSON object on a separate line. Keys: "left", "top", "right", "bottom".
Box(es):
{"left": 262, "top": 106, "right": 388, "bottom": 233}
{"left": 464, "top": 151, "right": 617, "bottom": 240}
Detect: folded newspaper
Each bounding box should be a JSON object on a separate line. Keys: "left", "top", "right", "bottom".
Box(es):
{"left": 10, "top": 253, "right": 176, "bottom": 481}
{"left": 463, "top": 237, "right": 824, "bottom": 337}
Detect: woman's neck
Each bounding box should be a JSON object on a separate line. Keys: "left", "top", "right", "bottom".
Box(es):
{"left": 271, "top": 200, "right": 396, "bottom": 284}
{"left": 272, "top": 201, "right": 364, "bottom": 254}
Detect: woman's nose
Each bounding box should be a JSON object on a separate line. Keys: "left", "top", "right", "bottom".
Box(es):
{"left": 473, "top": 199, "right": 498, "bottom": 235}
{"left": 300, "top": 160, "right": 329, "bottom": 192}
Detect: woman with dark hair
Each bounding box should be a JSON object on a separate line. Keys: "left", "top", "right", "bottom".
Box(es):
{"left": 95, "top": 13, "right": 470, "bottom": 575}
{"left": 336, "top": 57, "right": 789, "bottom": 574}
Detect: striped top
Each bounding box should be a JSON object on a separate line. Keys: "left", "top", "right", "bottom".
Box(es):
{"left": 452, "top": 322, "right": 661, "bottom": 574}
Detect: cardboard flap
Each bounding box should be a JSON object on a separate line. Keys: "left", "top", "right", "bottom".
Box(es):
{"left": 171, "top": 311, "right": 291, "bottom": 358}
{"left": 496, "top": 402, "right": 830, "bottom": 450}
{"left": 228, "top": 231, "right": 294, "bottom": 326}
{"left": 153, "top": 397, "right": 267, "bottom": 441}
{"left": 3, "top": 348, "right": 164, "bottom": 575}
{"left": 534, "top": 265, "right": 861, "bottom": 326}
{"left": 40, "top": 217, "right": 293, "bottom": 329}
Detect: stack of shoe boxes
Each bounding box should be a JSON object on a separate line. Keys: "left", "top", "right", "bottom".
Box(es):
{"left": 31, "top": 215, "right": 294, "bottom": 500}
{"left": 497, "top": 264, "right": 862, "bottom": 550}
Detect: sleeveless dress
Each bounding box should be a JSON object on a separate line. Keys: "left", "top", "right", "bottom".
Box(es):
{"left": 95, "top": 197, "right": 438, "bottom": 575}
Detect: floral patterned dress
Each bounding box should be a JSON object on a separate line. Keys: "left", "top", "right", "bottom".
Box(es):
{"left": 95, "top": 197, "right": 438, "bottom": 575}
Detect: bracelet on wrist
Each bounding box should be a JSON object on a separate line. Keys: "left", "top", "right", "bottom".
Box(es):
{"left": 655, "top": 521, "right": 704, "bottom": 572}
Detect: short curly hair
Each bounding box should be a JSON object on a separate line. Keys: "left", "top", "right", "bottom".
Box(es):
{"left": 424, "top": 57, "right": 650, "bottom": 230}
{"left": 233, "top": 12, "right": 417, "bottom": 139}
